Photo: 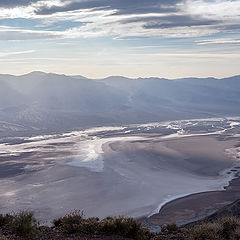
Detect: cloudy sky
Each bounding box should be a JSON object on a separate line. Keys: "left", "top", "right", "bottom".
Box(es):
{"left": 0, "top": 0, "right": 240, "bottom": 78}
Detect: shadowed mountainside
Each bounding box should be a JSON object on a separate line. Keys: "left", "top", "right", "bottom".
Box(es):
{"left": 0, "top": 72, "right": 239, "bottom": 136}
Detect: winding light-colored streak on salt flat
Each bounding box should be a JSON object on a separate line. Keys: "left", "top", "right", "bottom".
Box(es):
{"left": 0, "top": 116, "right": 238, "bottom": 160}
{"left": 160, "top": 127, "right": 228, "bottom": 140}
{"left": 232, "top": 134, "right": 240, "bottom": 138}
{"left": 84, "top": 126, "right": 127, "bottom": 134}
{"left": 227, "top": 117, "right": 240, "bottom": 121}
{"left": 230, "top": 122, "right": 240, "bottom": 127}
{"left": 132, "top": 117, "right": 227, "bottom": 129}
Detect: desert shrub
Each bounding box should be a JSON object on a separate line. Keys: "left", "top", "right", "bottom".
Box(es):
{"left": 0, "top": 235, "right": 9, "bottom": 240}
{"left": 217, "top": 216, "right": 240, "bottom": 239}
{"left": 161, "top": 223, "right": 179, "bottom": 233}
{"left": 6, "top": 211, "right": 38, "bottom": 237}
{"left": 76, "top": 217, "right": 100, "bottom": 234}
{"left": 189, "top": 216, "right": 240, "bottom": 240}
{"left": 100, "top": 217, "right": 137, "bottom": 237}
{"left": 53, "top": 213, "right": 151, "bottom": 240}
{"left": 99, "top": 216, "right": 151, "bottom": 240}
{"left": 190, "top": 223, "right": 221, "bottom": 240}
{"left": 0, "top": 215, "right": 8, "bottom": 228}
{"left": 100, "top": 217, "right": 135, "bottom": 235}
{"left": 52, "top": 210, "right": 85, "bottom": 234}
{"left": 53, "top": 210, "right": 101, "bottom": 234}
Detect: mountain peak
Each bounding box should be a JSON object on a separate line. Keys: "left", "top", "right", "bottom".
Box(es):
{"left": 23, "top": 71, "right": 70, "bottom": 79}
{"left": 24, "top": 71, "right": 48, "bottom": 77}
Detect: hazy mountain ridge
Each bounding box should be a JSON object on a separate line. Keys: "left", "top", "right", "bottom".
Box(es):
{"left": 0, "top": 72, "right": 239, "bottom": 136}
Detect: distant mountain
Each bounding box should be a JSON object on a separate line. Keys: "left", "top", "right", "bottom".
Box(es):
{"left": 0, "top": 72, "right": 239, "bottom": 136}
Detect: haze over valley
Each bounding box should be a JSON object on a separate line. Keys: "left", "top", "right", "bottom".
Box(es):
{"left": 0, "top": 72, "right": 240, "bottom": 136}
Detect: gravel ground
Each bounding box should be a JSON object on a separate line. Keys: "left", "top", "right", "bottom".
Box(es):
{"left": 0, "top": 228, "right": 133, "bottom": 240}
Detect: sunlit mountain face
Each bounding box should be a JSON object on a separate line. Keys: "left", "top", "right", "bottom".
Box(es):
{"left": 0, "top": 0, "right": 239, "bottom": 78}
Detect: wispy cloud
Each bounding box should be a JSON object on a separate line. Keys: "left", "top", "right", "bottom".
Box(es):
{"left": 0, "top": 50, "right": 35, "bottom": 57}
{"left": 0, "top": 0, "right": 239, "bottom": 40}
{"left": 196, "top": 38, "right": 240, "bottom": 45}
{"left": 0, "top": 0, "right": 239, "bottom": 77}
{"left": 141, "top": 52, "right": 240, "bottom": 59}
{"left": 183, "top": 0, "right": 240, "bottom": 21}
{"left": 0, "top": 27, "right": 61, "bottom": 40}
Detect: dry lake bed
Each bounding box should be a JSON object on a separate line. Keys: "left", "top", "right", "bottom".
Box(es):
{"left": 0, "top": 117, "right": 240, "bottom": 225}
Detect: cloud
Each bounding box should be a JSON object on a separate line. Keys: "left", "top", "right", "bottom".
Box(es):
{"left": 134, "top": 15, "right": 220, "bottom": 29}
{"left": 183, "top": 0, "right": 240, "bottom": 20}
{"left": 0, "top": 0, "right": 65, "bottom": 19}
{"left": 0, "top": 0, "right": 65, "bottom": 9}
{"left": 196, "top": 38, "right": 240, "bottom": 45}
{"left": 141, "top": 52, "right": 240, "bottom": 59}
{"left": 0, "top": 0, "right": 239, "bottom": 40}
{"left": 36, "top": 0, "right": 183, "bottom": 15}
{"left": 0, "top": 27, "right": 62, "bottom": 40}
{"left": 0, "top": 0, "right": 39, "bottom": 8}
{"left": 0, "top": 50, "right": 36, "bottom": 57}
{"left": 34, "top": 0, "right": 240, "bottom": 39}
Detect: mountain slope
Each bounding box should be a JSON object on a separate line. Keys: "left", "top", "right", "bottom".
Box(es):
{"left": 0, "top": 72, "right": 239, "bottom": 135}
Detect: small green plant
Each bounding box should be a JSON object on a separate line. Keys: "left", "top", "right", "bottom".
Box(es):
{"left": 190, "top": 224, "right": 221, "bottom": 240}
{"left": 53, "top": 213, "right": 151, "bottom": 239}
{"left": 0, "top": 235, "right": 9, "bottom": 240}
{"left": 217, "top": 216, "right": 240, "bottom": 239}
{"left": 161, "top": 223, "right": 179, "bottom": 233}
{"left": 53, "top": 210, "right": 85, "bottom": 234}
{"left": 0, "top": 214, "right": 8, "bottom": 227}
{"left": 189, "top": 216, "right": 240, "bottom": 240}
{"left": 100, "top": 216, "right": 142, "bottom": 238}
{"left": 6, "top": 210, "right": 38, "bottom": 237}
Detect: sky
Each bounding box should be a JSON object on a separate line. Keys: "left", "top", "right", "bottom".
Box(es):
{"left": 0, "top": 0, "right": 240, "bottom": 78}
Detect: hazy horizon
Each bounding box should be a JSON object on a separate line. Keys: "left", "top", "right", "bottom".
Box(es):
{"left": 1, "top": 70, "right": 240, "bottom": 80}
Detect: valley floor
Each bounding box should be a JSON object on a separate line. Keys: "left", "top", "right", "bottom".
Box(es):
{"left": 0, "top": 117, "right": 239, "bottom": 226}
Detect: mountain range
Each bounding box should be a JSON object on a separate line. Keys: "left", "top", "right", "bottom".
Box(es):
{"left": 0, "top": 72, "right": 239, "bottom": 136}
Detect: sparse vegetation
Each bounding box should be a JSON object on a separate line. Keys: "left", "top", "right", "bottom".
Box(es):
{"left": 189, "top": 216, "right": 240, "bottom": 240}
{"left": 0, "top": 211, "right": 38, "bottom": 237}
{"left": 1, "top": 211, "right": 240, "bottom": 239}
{"left": 161, "top": 223, "right": 179, "bottom": 233}
{"left": 53, "top": 211, "right": 152, "bottom": 240}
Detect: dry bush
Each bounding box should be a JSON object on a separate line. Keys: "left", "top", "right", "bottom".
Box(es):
{"left": 53, "top": 213, "right": 152, "bottom": 240}
{"left": 161, "top": 223, "right": 179, "bottom": 233}
{"left": 190, "top": 216, "right": 240, "bottom": 240}
{"left": 0, "top": 211, "right": 38, "bottom": 237}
